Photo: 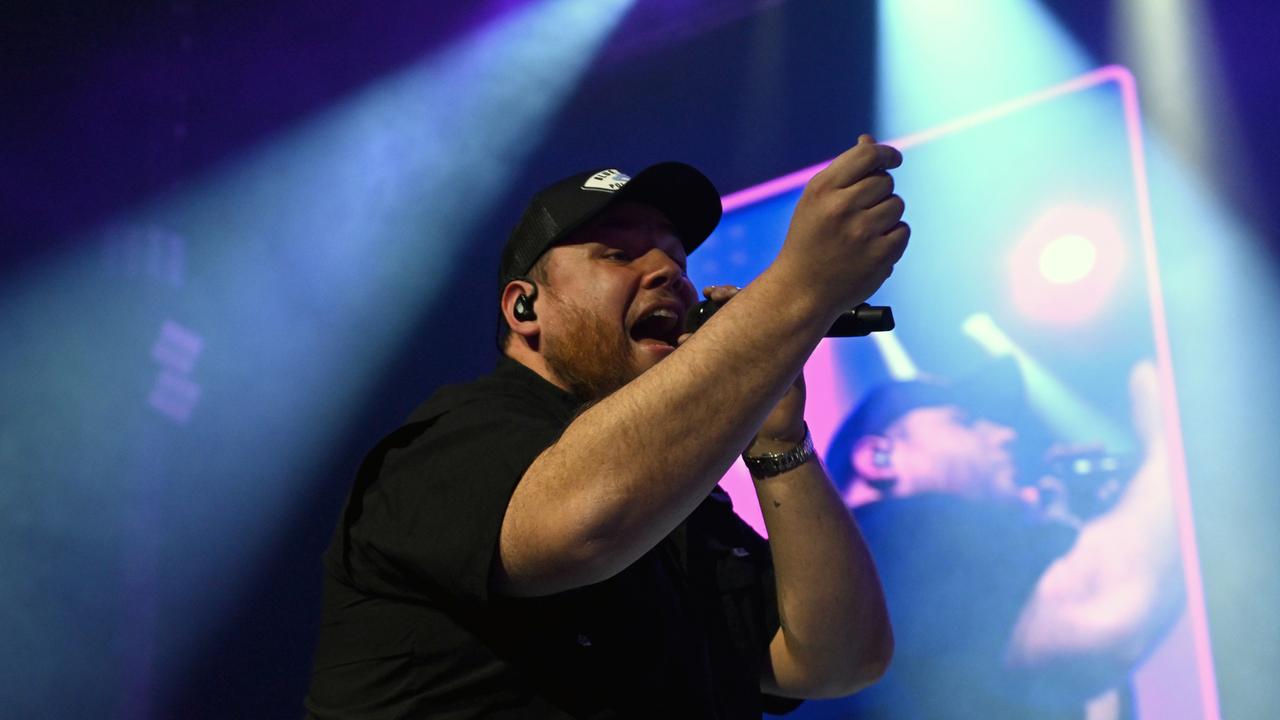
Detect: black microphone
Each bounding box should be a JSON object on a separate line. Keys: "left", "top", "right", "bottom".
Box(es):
{"left": 683, "top": 298, "right": 895, "bottom": 337}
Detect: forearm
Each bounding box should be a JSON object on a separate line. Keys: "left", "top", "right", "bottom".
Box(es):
{"left": 498, "top": 136, "right": 909, "bottom": 596}
{"left": 1090, "top": 440, "right": 1182, "bottom": 611}
{"left": 502, "top": 265, "right": 837, "bottom": 594}
{"left": 755, "top": 457, "right": 892, "bottom": 698}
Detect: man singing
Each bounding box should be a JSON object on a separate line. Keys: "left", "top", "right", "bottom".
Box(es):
{"left": 305, "top": 134, "right": 908, "bottom": 719}
{"left": 810, "top": 359, "right": 1182, "bottom": 718}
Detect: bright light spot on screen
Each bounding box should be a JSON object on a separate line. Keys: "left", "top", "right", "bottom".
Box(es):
{"left": 1009, "top": 204, "right": 1127, "bottom": 326}
{"left": 869, "top": 330, "right": 919, "bottom": 380}
{"left": 1039, "top": 233, "right": 1097, "bottom": 284}
{"left": 961, "top": 312, "right": 1015, "bottom": 356}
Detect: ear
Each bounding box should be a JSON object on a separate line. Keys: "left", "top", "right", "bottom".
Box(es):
{"left": 501, "top": 280, "right": 541, "bottom": 344}
{"left": 852, "top": 434, "right": 896, "bottom": 484}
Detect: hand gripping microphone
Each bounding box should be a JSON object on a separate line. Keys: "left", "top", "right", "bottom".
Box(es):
{"left": 683, "top": 298, "right": 895, "bottom": 337}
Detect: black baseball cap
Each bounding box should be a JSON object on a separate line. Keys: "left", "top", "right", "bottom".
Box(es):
{"left": 825, "top": 357, "right": 1029, "bottom": 488}
{"left": 498, "top": 162, "right": 722, "bottom": 286}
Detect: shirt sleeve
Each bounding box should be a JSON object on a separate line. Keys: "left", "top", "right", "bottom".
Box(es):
{"left": 340, "top": 395, "right": 566, "bottom": 605}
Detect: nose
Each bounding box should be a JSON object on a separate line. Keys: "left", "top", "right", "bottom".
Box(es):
{"left": 640, "top": 249, "right": 693, "bottom": 298}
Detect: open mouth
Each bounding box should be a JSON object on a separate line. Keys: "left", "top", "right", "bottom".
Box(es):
{"left": 629, "top": 307, "right": 682, "bottom": 349}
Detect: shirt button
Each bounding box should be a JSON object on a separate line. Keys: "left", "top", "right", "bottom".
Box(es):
{"left": 576, "top": 633, "right": 593, "bottom": 647}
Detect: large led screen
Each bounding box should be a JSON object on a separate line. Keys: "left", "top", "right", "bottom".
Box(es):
{"left": 692, "top": 67, "right": 1217, "bottom": 720}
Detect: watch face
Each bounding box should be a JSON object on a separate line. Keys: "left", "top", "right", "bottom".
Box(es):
{"left": 746, "top": 429, "right": 815, "bottom": 478}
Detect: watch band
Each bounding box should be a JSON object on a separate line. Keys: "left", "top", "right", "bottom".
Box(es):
{"left": 742, "top": 423, "right": 816, "bottom": 479}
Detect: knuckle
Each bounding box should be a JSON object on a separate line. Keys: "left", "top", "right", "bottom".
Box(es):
{"left": 798, "top": 183, "right": 830, "bottom": 213}
{"left": 878, "top": 195, "right": 905, "bottom": 223}
{"left": 806, "top": 167, "right": 834, "bottom": 193}
{"left": 813, "top": 192, "right": 846, "bottom": 222}
{"left": 857, "top": 174, "right": 886, "bottom": 198}
{"left": 857, "top": 143, "right": 880, "bottom": 168}
{"left": 850, "top": 215, "right": 875, "bottom": 239}
{"left": 872, "top": 177, "right": 894, "bottom": 203}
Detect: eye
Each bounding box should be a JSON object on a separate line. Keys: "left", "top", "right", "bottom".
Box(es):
{"left": 603, "top": 249, "right": 632, "bottom": 262}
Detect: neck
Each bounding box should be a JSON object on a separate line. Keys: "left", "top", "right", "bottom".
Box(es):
{"left": 505, "top": 343, "right": 572, "bottom": 394}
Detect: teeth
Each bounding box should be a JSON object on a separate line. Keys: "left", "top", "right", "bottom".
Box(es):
{"left": 648, "top": 309, "right": 677, "bottom": 320}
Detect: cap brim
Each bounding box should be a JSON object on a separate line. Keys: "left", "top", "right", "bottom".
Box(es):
{"left": 610, "top": 161, "right": 722, "bottom": 255}
{"left": 840, "top": 358, "right": 1029, "bottom": 439}
{"left": 950, "top": 356, "right": 1028, "bottom": 425}
{"left": 826, "top": 356, "right": 1033, "bottom": 488}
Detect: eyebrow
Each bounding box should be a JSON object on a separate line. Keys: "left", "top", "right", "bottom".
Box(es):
{"left": 600, "top": 240, "right": 687, "bottom": 265}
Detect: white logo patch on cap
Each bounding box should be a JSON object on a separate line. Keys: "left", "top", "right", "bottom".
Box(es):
{"left": 581, "top": 169, "right": 631, "bottom": 193}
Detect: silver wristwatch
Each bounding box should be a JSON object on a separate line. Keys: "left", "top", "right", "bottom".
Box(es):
{"left": 742, "top": 423, "right": 816, "bottom": 479}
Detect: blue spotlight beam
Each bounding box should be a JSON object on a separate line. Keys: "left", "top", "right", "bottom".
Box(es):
{"left": 875, "top": 0, "right": 1093, "bottom": 138}
{"left": 963, "top": 312, "right": 1131, "bottom": 448}
{"left": 0, "top": 0, "right": 635, "bottom": 713}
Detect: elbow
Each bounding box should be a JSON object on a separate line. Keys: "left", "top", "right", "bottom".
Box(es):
{"left": 554, "top": 505, "right": 650, "bottom": 589}
{"left": 565, "top": 531, "right": 627, "bottom": 585}
{"left": 844, "top": 618, "right": 895, "bottom": 694}
{"left": 844, "top": 596, "right": 896, "bottom": 689}
{"left": 870, "top": 621, "right": 895, "bottom": 680}
{"left": 808, "top": 617, "right": 896, "bottom": 699}
{"left": 545, "top": 513, "right": 638, "bottom": 592}
{"left": 492, "top": 531, "right": 619, "bottom": 598}
{"left": 491, "top": 500, "right": 630, "bottom": 597}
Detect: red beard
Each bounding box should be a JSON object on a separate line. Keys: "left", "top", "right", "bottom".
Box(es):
{"left": 542, "top": 293, "right": 643, "bottom": 404}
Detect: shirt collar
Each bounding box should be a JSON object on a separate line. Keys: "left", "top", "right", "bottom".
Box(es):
{"left": 495, "top": 355, "right": 583, "bottom": 418}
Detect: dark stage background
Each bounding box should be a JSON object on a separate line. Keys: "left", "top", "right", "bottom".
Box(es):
{"left": 3, "top": 1, "right": 1277, "bottom": 717}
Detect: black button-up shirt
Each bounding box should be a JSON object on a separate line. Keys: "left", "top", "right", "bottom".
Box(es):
{"left": 306, "top": 357, "right": 801, "bottom": 719}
